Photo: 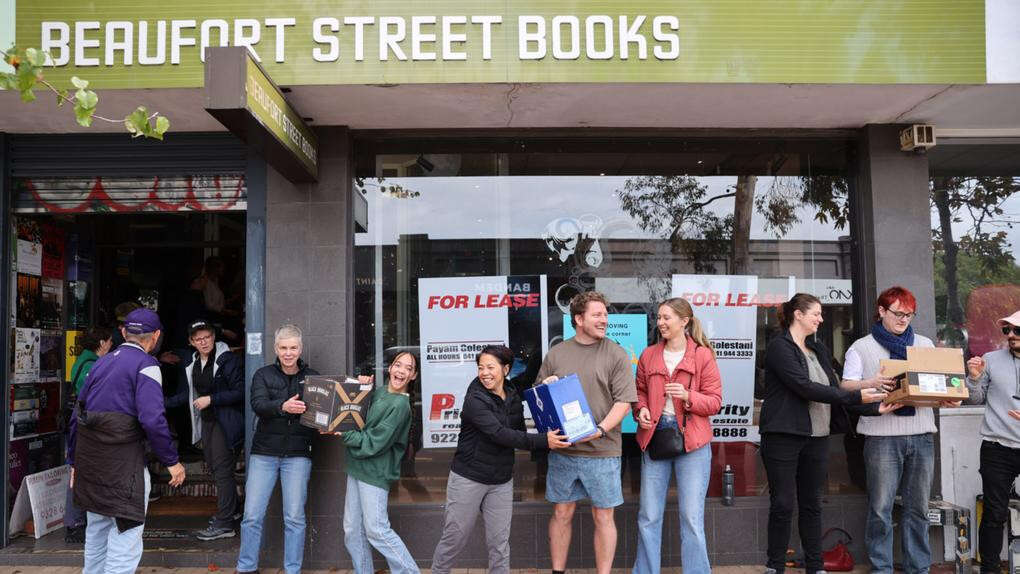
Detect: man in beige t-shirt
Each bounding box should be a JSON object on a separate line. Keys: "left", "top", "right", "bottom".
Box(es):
{"left": 536, "top": 291, "right": 636, "bottom": 574}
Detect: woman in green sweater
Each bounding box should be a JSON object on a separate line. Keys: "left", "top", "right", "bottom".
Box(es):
{"left": 328, "top": 351, "right": 419, "bottom": 574}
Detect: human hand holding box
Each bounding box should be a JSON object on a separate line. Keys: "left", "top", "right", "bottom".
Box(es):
{"left": 524, "top": 373, "right": 597, "bottom": 443}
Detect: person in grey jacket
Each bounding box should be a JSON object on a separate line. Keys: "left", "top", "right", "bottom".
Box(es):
{"left": 965, "top": 309, "right": 1020, "bottom": 573}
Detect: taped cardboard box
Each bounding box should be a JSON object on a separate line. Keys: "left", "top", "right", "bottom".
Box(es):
{"left": 300, "top": 375, "right": 375, "bottom": 432}
{"left": 524, "top": 373, "right": 598, "bottom": 443}
{"left": 880, "top": 347, "right": 968, "bottom": 407}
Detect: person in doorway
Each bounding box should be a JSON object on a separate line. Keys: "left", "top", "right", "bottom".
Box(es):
{"left": 536, "top": 291, "right": 637, "bottom": 574}
{"left": 431, "top": 345, "right": 570, "bottom": 574}
{"left": 632, "top": 297, "right": 722, "bottom": 574}
{"left": 965, "top": 310, "right": 1020, "bottom": 573}
{"left": 235, "top": 324, "right": 319, "bottom": 574}
{"left": 69, "top": 308, "right": 186, "bottom": 574}
{"left": 63, "top": 326, "right": 114, "bottom": 543}
{"left": 841, "top": 286, "right": 958, "bottom": 574}
{"left": 326, "top": 351, "right": 420, "bottom": 574}
{"left": 165, "top": 319, "right": 244, "bottom": 541}
{"left": 760, "top": 294, "right": 887, "bottom": 574}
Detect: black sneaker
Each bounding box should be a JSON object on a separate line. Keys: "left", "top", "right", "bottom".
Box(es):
{"left": 64, "top": 526, "right": 86, "bottom": 544}
{"left": 195, "top": 525, "right": 236, "bottom": 541}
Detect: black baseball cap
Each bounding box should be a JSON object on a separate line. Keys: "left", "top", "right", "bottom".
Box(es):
{"left": 188, "top": 319, "right": 215, "bottom": 337}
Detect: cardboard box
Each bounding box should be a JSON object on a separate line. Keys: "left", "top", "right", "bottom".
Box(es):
{"left": 524, "top": 374, "right": 598, "bottom": 442}
{"left": 880, "top": 347, "right": 968, "bottom": 406}
{"left": 300, "top": 376, "right": 375, "bottom": 432}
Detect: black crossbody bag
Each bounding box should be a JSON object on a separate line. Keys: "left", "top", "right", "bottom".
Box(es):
{"left": 647, "top": 370, "right": 693, "bottom": 460}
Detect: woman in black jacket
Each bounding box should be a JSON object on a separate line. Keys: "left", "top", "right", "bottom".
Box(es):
{"left": 760, "top": 294, "right": 887, "bottom": 574}
{"left": 431, "top": 345, "right": 570, "bottom": 574}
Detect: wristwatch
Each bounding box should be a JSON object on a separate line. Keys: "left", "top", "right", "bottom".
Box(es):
{"left": 595, "top": 424, "right": 606, "bottom": 438}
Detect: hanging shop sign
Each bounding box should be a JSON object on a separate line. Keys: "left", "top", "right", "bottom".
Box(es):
{"left": 205, "top": 46, "right": 318, "bottom": 182}
{"left": 417, "top": 275, "right": 548, "bottom": 449}
{"left": 15, "top": 1, "right": 986, "bottom": 88}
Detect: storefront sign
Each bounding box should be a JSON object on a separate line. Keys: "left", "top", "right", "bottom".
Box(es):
{"left": 8, "top": 465, "right": 70, "bottom": 539}
{"left": 16, "top": 1, "right": 986, "bottom": 88}
{"left": 672, "top": 274, "right": 760, "bottom": 442}
{"left": 417, "top": 275, "right": 548, "bottom": 449}
{"left": 205, "top": 47, "right": 318, "bottom": 182}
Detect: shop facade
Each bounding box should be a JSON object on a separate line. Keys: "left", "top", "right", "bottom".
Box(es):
{"left": 2, "top": 0, "right": 1020, "bottom": 569}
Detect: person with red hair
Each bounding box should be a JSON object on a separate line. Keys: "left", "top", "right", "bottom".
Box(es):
{"left": 840, "top": 286, "right": 957, "bottom": 574}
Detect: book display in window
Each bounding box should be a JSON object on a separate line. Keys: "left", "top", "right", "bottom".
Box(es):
{"left": 13, "top": 328, "right": 40, "bottom": 384}
{"left": 16, "top": 274, "right": 41, "bottom": 329}
{"left": 41, "top": 224, "right": 66, "bottom": 279}
{"left": 39, "top": 331, "right": 63, "bottom": 382}
{"left": 40, "top": 278, "right": 63, "bottom": 329}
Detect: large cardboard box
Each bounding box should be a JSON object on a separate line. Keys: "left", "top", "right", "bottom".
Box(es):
{"left": 880, "top": 347, "right": 968, "bottom": 406}
{"left": 300, "top": 375, "right": 375, "bottom": 432}
{"left": 524, "top": 374, "right": 598, "bottom": 443}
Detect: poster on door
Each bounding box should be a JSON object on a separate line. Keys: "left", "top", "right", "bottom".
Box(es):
{"left": 563, "top": 313, "right": 646, "bottom": 432}
{"left": 672, "top": 274, "right": 764, "bottom": 442}
{"left": 418, "top": 275, "right": 548, "bottom": 448}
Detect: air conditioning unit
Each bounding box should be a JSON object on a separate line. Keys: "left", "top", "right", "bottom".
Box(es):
{"left": 900, "top": 124, "right": 936, "bottom": 151}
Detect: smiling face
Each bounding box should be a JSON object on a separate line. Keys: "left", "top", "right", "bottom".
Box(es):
{"left": 388, "top": 352, "right": 418, "bottom": 394}
{"left": 574, "top": 301, "right": 609, "bottom": 343}
{"left": 275, "top": 337, "right": 302, "bottom": 371}
{"left": 878, "top": 299, "right": 915, "bottom": 336}
{"left": 477, "top": 353, "right": 510, "bottom": 393}
{"left": 657, "top": 304, "right": 691, "bottom": 343}
{"left": 794, "top": 302, "right": 824, "bottom": 335}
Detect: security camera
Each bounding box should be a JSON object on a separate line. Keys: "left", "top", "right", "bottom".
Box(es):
{"left": 900, "top": 125, "right": 936, "bottom": 152}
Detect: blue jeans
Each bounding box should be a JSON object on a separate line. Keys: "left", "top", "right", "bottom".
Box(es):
{"left": 343, "top": 475, "right": 419, "bottom": 574}
{"left": 633, "top": 416, "right": 712, "bottom": 574}
{"left": 236, "top": 454, "right": 312, "bottom": 574}
{"left": 863, "top": 434, "right": 934, "bottom": 574}
{"left": 83, "top": 469, "right": 150, "bottom": 574}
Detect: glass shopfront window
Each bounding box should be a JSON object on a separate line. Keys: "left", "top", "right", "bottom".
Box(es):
{"left": 928, "top": 142, "right": 1020, "bottom": 354}
{"left": 352, "top": 137, "right": 859, "bottom": 503}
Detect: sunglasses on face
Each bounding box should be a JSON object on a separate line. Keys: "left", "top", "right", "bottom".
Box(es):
{"left": 1003, "top": 326, "right": 1020, "bottom": 337}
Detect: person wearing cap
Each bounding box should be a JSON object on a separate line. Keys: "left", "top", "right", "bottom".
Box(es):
{"left": 165, "top": 319, "right": 244, "bottom": 541}
{"left": 111, "top": 301, "right": 141, "bottom": 348}
{"left": 965, "top": 309, "right": 1020, "bottom": 573}
{"left": 69, "top": 308, "right": 186, "bottom": 574}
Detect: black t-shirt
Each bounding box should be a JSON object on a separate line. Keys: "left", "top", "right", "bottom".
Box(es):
{"left": 192, "top": 354, "right": 216, "bottom": 421}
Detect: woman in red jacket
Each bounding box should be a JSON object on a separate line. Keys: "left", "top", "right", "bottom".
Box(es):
{"left": 633, "top": 297, "right": 722, "bottom": 574}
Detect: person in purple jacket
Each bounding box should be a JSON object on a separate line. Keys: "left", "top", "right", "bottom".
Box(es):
{"left": 69, "top": 308, "right": 186, "bottom": 574}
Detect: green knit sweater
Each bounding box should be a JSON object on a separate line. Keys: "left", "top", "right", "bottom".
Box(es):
{"left": 342, "top": 387, "right": 411, "bottom": 489}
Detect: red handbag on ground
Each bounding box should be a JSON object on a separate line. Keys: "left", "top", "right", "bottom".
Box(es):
{"left": 821, "top": 527, "right": 855, "bottom": 571}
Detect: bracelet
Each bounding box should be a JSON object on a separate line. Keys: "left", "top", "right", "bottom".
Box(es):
{"left": 595, "top": 424, "right": 606, "bottom": 438}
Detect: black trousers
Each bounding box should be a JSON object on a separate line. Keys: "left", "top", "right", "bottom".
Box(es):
{"left": 979, "top": 440, "right": 1020, "bottom": 572}
{"left": 202, "top": 419, "right": 239, "bottom": 528}
{"left": 761, "top": 432, "right": 830, "bottom": 573}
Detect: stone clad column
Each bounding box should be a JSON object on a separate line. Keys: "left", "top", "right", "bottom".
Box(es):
{"left": 262, "top": 126, "right": 353, "bottom": 569}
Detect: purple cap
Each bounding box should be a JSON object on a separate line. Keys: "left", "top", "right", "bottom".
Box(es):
{"left": 123, "top": 308, "right": 163, "bottom": 334}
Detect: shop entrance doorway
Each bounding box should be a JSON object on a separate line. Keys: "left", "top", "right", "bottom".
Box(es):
{"left": 7, "top": 174, "right": 247, "bottom": 558}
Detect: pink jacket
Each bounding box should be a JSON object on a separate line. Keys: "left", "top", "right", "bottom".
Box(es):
{"left": 633, "top": 337, "right": 723, "bottom": 452}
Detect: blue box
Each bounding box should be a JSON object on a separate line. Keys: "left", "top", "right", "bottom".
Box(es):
{"left": 524, "top": 374, "right": 598, "bottom": 443}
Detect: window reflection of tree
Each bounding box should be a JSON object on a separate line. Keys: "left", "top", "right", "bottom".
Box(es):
{"left": 931, "top": 176, "right": 1020, "bottom": 348}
